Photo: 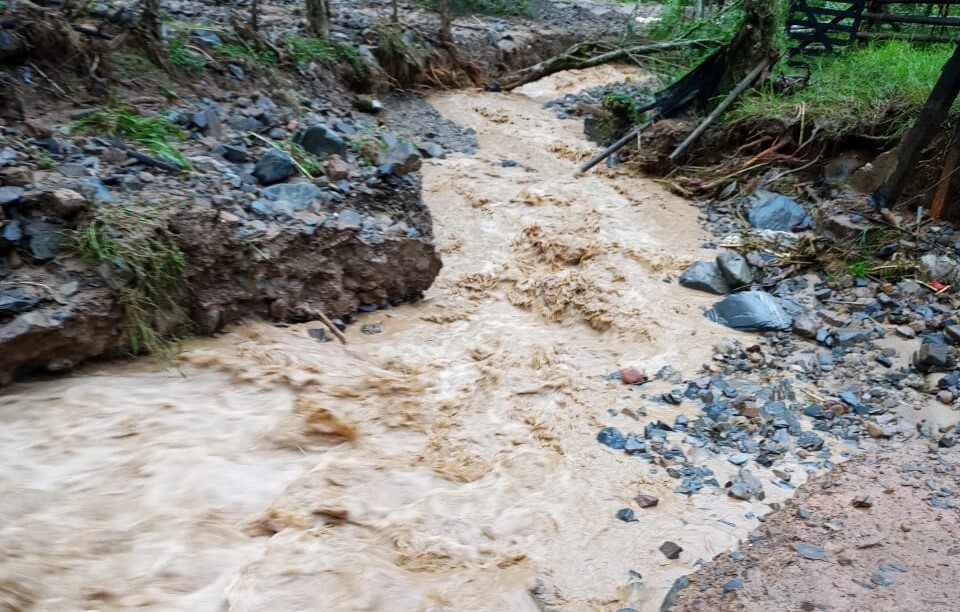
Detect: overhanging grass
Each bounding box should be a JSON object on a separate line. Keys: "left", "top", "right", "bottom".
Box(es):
{"left": 729, "top": 41, "right": 956, "bottom": 139}
{"left": 69, "top": 203, "right": 191, "bottom": 357}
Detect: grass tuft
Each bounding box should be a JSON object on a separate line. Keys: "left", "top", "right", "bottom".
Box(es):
{"left": 73, "top": 106, "right": 191, "bottom": 171}
{"left": 69, "top": 203, "right": 191, "bottom": 358}
{"left": 215, "top": 42, "right": 278, "bottom": 67}
{"left": 167, "top": 36, "right": 207, "bottom": 72}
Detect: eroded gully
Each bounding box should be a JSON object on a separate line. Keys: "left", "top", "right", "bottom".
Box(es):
{"left": 0, "top": 67, "right": 814, "bottom": 611}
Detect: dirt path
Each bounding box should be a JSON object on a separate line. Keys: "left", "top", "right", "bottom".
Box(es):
{"left": 671, "top": 440, "right": 960, "bottom": 612}
{"left": 2, "top": 67, "right": 812, "bottom": 611}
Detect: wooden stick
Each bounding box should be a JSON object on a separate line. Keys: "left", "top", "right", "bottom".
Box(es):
{"left": 668, "top": 58, "right": 771, "bottom": 162}
{"left": 317, "top": 311, "right": 347, "bottom": 344}
{"left": 578, "top": 119, "right": 656, "bottom": 174}
{"left": 930, "top": 138, "right": 960, "bottom": 220}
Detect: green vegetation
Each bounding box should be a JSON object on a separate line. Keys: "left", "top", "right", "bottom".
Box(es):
{"left": 285, "top": 37, "right": 365, "bottom": 74}
{"left": 277, "top": 141, "right": 322, "bottom": 178}
{"left": 69, "top": 204, "right": 190, "bottom": 357}
{"left": 603, "top": 91, "right": 651, "bottom": 124}
{"left": 730, "top": 41, "right": 956, "bottom": 138}
{"left": 73, "top": 107, "right": 191, "bottom": 171}
{"left": 167, "top": 36, "right": 207, "bottom": 72}
{"left": 214, "top": 42, "right": 278, "bottom": 67}
{"left": 847, "top": 260, "right": 870, "bottom": 279}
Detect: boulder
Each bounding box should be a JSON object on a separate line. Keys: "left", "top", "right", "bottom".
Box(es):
{"left": 716, "top": 250, "right": 753, "bottom": 288}
{"left": 679, "top": 261, "right": 731, "bottom": 295}
{"left": 261, "top": 182, "right": 325, "bottom": 213}
{"left": 252, "top": 149, "right": 297, "bottom": 186}
{"left": 377, "top": 141, "right": 422, "bottom": 176}
{"left": 747, "top": 190, "right": 811, "bottom": 232}
{"left": 705, "top": 291, "right": 792, "bottom": 331}
{"left": 296, "top": 125, "right": 348, "bottom": 159}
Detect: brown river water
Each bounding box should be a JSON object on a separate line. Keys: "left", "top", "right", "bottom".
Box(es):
{"left": 1, "top": 67, "right": 814, "bottom": 611}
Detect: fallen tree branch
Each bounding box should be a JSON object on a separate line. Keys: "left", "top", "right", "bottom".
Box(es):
{"left": 317, "top": 311, "right": 347, "bottom": 344}
{"left": 499, "top": 39, "right": 715, "bottom": 91}
{"left": 578, "top": 118, "right": 656, "bottom": 174}
{"left": 668, "top": 57, "right": 771, "bottom": 161}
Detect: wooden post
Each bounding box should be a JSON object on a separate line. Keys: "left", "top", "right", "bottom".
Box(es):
{"left": 872, "top": 43, "right": 960, "bottom": 210}
{"left": 930, "top": 123, "right": 960, "bottom": 220}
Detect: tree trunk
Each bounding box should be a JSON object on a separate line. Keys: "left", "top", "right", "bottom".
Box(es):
{"left": 306, "top": 0, "right": 330, "bottom": 39}
{"left": 141, "top": 0, "right": 162, "bottom": 40}
{"left": 251, "top": 0, "right": 259, "bottom": 32}
{"left": 500, "top": 40, "right": 712, "bottom": 91}
{"left": 872, "top": 44, "right": 960, "bottom": 210}
{"left": 391, "top": 0, "right": 399, "bottom": 23}
{"left": 437, "top": 0, "right": 453, "bottom": 47}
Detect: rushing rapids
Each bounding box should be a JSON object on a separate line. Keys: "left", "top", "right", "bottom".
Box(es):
{"left": 0, "top": 67, "right": 814, "bottom": 611}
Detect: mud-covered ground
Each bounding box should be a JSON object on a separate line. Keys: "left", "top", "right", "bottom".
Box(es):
{"left": 672, "top": 440, "right": 960, "bottom": 612}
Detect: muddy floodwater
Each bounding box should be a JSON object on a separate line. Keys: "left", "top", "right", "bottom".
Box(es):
{"left": 1, "top": 67, "right": 814, "bottom": 611}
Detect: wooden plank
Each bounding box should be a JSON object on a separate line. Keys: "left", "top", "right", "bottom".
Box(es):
{"left": 863, "top": 12, "right": 960, "bottom": 27}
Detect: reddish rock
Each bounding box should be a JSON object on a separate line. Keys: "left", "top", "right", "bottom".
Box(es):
{"left": 620, "top": 366, "right": 647, "bottom": 385}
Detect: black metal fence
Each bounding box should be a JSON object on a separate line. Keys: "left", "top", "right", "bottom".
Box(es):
{"left": 788, "top": 1, "right": 960, "bottom": 59}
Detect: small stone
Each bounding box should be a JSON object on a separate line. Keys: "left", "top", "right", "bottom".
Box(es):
{"left": 0, "top": 166, "right": 33, "bottom": 186}
{"left": 634, "top": 494, "right": 659, "bottom": 508}
{"left": 252, "top": 148, "right": 296, "bottom": 185}
{"left": 307, "top": 328, "right": 330, "bottom": 342}
{"left": 620, "top": 366, "right": 647, "bottom": 385}
{"left": 616, "top": 508, "right": 637, "bottom": 522}
{"left": 796, "top": 431, "right": 824, "bottom": 451}
{"left": 728, "top": 453, "right": 751, "bottom": 465}
{"left": 728, "top": 468, "right": 764, "bottom": 501}
{"left": 661, "top": 392, "right": 682, "bottom": 405}
{"left": 875, "top": 354, "right": 893, "bottom": 368}
{"left": 377, "top": 141, "right": 422, "bottom": 176}
{"left": 895, "top": 325, "right": 916, "bottom": 339}
{"left": 937, "top": 390, "right": 954, "bottom": 405}
{"left": 659, "top": 541, "right": 682, "bottom": 560}
{"left": 793, "top": 542, "right": 830, "bottom": 561}
{"left": 871, "top": 571, "right": 895, "bottom": 587}
{"left": 0, "top": 289, "right": 38, "bottom": 315}
{"left": 865, "top": 421, "right": 885, "bottom": 438}
{"left": 597, "top": 427, "right": 626, "bottom": 449}
{"left": 914, "top": 343, "right": 955, "bottom": 372}
{"left": 723, "top": 578, "right": 744, "bottom": 593}
{"left": 22, "top": 221, "right": 60, "bottom": 261}
{"left": 0, "top": 185, "right": 23, "bottom": 206}
{"left": 220, "top": 143, "right": 249, "bottom": 162}
{"left": 325, "top": 154, "right": 350, "bottom": 181}
{"left": 852, "top": 495, "right": 874, "bottom": 508}
{"left": 419, "top": 142, "right": 446, "bottom": 159}
{"left": 944, "top": 325, "right": 960, "bottom": 346}
{"left": 361, "top": 323, "right": 382, "bottom": 335}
